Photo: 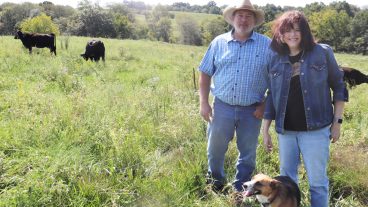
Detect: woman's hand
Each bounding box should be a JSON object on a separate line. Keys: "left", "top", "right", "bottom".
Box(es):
{"left": 263, "top": 130, "right": 273, "bottom": 152}
{"left": 330, "top": 122, "right": 341, "bottom": 143}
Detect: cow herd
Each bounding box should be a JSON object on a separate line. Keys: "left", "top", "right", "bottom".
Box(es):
{"left": 13, "top": 30, "right": 368, "bottom": 87}
{"left": 14, "top": 30, "right": 105, "bottom": 62}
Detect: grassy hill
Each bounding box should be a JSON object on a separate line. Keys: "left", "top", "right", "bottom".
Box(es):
{"left": 0, "top": 36, "right": 367, "bottom": 206}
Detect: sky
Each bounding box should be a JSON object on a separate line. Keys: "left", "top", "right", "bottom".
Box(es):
{"left": 1, "top": 0, "right": 367, "bottom": 8}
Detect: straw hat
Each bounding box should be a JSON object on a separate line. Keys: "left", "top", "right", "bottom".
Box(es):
{"left": 223, "top": 0, "right": 265, "bottom": 26}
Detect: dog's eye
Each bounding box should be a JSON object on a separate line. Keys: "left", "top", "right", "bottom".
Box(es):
{"left": 254, "top": 181, "right": 263, "bottom": 186}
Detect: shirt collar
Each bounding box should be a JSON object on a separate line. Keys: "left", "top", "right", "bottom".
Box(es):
{"left": 226, "top": 29, "right": 257, "bottom": 43}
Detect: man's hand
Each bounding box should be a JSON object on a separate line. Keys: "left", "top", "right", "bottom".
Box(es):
{"left": 253, "top": 102, "right": 265, "bottom": 119}
{"left": 200, "top": 102, "right": 213, "bottom": 122}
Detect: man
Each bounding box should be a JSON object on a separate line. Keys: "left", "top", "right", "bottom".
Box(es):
{"left": 198, "top": 0, "right": 271, "bottom": 195}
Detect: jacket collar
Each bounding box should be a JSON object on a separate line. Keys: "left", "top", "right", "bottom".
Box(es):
{"left": 280, "top": 50, "right": 305, "bottom": 63}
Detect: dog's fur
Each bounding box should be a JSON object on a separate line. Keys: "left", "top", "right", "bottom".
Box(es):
{"left": 243, "top": 174, "right": 300, "bottom": 207}
{"left": 341, "top": 66, "right": 368, "bottom": 88}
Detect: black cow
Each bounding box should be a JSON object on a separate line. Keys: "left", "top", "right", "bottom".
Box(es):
{"left": 80, "top": 40, "right": 105, "bottom": 62}
{"left": 341, "top": 66, "right": 368, "bottom": 88}
{"left": 14, "top": 30, "right": 56, "bottom": 55}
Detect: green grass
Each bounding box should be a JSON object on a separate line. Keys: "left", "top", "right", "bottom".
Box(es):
{"left": 0, "top": 35, "right": 367, "bottom": 206}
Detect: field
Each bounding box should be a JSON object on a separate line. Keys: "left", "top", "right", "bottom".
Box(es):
{"left": 0, "top": 35, "right": 367, "bottom": 206}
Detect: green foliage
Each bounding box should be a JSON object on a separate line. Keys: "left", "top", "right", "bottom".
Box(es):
{"left": 0, "top": 3, "right": 40, "bottom": 35}
{"left": 68, "top": 0, "right": 116, "bottom": 38}
{"left": 1, "top": 35, "right": 367, "bottom": 207}
{"left": 303, "top": 2, "right": 327, "bottom": 16}
{"left": 147, "top": 5, "right": 172, "bottom": 42}
{"left": 20, "top": 12, "right": 59, "bottom": 34}
{"left": 176, "top": 14, "right": 202, "bottom": 45}
{"left": 113, "top": 14, "right": 133, "bottom": 39}
{"left": 1, "top": 1, "right": 367, "bottom": 54}
{"left": 201, "top": 16, "right": 228, "bottom": 45}
{"left": 309, "top": 9, "right": 351, "bottom": 50}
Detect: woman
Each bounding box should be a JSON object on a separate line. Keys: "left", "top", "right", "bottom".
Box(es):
{"left": 262, "top": 11, "right": 346, "bottom": 207}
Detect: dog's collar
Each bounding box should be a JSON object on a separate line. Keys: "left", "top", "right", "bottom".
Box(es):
{"left": 261, "top": 203, "right": 270, "bottom": 207}
{"left": 260, "top": 191, "right": 278, "bottom": 207}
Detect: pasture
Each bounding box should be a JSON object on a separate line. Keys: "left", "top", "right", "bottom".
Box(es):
{"left": 0, "top": 35, "right": 367, "bottom": 206}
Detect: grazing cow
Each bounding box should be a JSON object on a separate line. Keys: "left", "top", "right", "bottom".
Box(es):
{"left": 80, "top": 40, "right": 105, "bottom": 62}
{"left": 341, "top": 66, "right": 368, "bottom": 88}
{"left": 14, "top": 30, "right": 56, "bottom": 55}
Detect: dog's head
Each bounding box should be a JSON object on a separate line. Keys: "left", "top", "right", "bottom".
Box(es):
{"left": 243, "top": 173, "right": 280, "bottom": 197}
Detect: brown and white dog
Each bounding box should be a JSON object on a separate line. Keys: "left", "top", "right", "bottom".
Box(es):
{"left": 243, "top": 174, "right": 300, "bottom": 207}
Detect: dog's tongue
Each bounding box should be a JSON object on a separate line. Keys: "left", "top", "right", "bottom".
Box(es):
{"left": 244, "top": 190, "right": 253, "bottom": 197}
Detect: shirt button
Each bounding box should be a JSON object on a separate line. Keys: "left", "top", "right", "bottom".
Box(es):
{"left": 238, "top": 57, "right": 241, "bottom": 60}
{"left": 301, "top": 72, "right": 304, "bottom": 75}
{"left": 237, "top": 70, "right": 239, "bottom": 72}
{"left": 304, "top": 90, "right": 307, "bottom": 93}
{"left": 234, "top": 96, "right": 236, "bottom": 98}
{"left": 307, "top": 107, "right": 311, "bottom": 110}
{"left": 235, "top": 83, "right": 237, "bottom": 86}
{"left": 301, "top": 60, "right": 304, "bottom": 63}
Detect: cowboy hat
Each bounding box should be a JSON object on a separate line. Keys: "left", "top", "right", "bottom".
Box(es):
{"left": 223, "top": 0, "right": 265, "bottom": 26}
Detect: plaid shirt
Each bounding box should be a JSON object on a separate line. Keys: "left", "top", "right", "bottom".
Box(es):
{"left": 199, "top": 30, "right": 271, "bottom": 106}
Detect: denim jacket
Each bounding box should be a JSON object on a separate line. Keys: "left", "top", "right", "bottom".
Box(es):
{"left": 264, "top": 44, "right": 347, "bottom": 134}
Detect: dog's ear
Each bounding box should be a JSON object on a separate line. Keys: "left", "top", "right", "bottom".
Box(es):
{"left": 270, "top": 180, "right": 281, "bottom": 189}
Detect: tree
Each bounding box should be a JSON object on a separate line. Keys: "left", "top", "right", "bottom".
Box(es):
{"left": 0, "top": 3, "right": 39, "bottom": 35}
{"left": 113, "top": 14, "right": 133, "bottom": 39}
{"left": 176, "top": 15, "right": 202, "bottom": 45}
{"left": 303, "top": 2, "right": 326, "bottom": 16}
{"left": 155, "top": 17, "right": 172, "bottom": 42}
{"left": 201, "top": 17, "right": 227, "bottom": 45}
{"left": 261, "top": 4, "right": 283, "bottom": 23}
{"left": 350, "top": 10, "right": 368, "bottom": 54}
{"left": 309, "top": 9, "right": 351, "bottom": 51}
{"left": 147, "top": 5, "right": 172, "bottom": 42}
{"left": 19, "top": 12, "right": 59, "bottom": 34}
{"left": 328, "top": 1, "right": 359, "bottom": 17}
{"left": 67, "top": 0, "right": 116, "bottom": 37}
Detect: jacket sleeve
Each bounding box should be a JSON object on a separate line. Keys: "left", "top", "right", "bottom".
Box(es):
{"left": 323, "top": 45, "right": 347, "bottom": 102}
{"left": 263, "top": 54, "right": 276, "bottom": 120}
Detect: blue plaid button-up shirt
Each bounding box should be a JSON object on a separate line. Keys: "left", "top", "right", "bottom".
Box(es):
{"left": 199, "top": 30, "right": 271, "bottom": 106}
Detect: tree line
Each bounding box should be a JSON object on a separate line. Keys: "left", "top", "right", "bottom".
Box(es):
{"left": 0, "top": 0, "right": 366, "bottom": 54}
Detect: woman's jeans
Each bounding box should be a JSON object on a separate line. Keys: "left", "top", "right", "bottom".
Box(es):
{"left": 278, "top": 126, "right": 331, "bottom": 207}
{"left": 207, "top": 98, "right": 261, "bottom": 192}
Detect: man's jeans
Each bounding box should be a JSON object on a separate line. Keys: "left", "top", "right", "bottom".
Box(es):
{"left": 278, "top": 126, "right": 331, "bottom": 207}
{"left": 207, "top": 98, "right": 261, "bottom": 192}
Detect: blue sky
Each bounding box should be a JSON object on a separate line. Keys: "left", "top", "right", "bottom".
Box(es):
{"left": 2, "top": 0, "right": 367, "bottom": 8}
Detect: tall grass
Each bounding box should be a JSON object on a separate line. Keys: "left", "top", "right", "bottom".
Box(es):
{"left": 0, "top": 36, "right": 367, "bottom": 206}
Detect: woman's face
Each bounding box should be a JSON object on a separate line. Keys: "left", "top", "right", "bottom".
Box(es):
{"left": 282, "top": 23, "right": 302, "bottom": 52}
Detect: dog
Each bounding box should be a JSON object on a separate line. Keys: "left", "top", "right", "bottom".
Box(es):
{"left": 243, "top": 173, "right": 300, "bottom": 207}
{"left": 341, "top": 66, "right": 368, "bottom": 88}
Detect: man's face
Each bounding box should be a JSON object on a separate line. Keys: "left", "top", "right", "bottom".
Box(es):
{"left": 232, "top": 10, "right": 256, "bottom": 35}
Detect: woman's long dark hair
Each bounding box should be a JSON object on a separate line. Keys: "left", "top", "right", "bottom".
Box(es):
{"left": 270, "top": 10, "right": 316, "bottom": 55}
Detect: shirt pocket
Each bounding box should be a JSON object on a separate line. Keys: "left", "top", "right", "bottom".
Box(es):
{"left": 310, "top": 61, "right": 328, "bottom": 83}
{"left": 311, "top": 61, "right": 327, "bottom": 71}
{"left": 269, "top": 66, "right": 282, "bottom": 79}
{"left": 215, "top": 52, "right": 237, "bottom": 69}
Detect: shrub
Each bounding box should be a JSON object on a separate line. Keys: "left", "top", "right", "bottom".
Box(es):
{"left": 19, "top": 13, "right": 60, "bottom": 35}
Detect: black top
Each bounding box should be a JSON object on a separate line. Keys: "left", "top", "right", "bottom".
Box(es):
{"left": 284, "top": 51, "right": 307, "bottom": 131}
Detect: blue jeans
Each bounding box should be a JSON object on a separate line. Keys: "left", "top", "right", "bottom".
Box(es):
{"left": 207, "top": 98, "right": 261, "bottom": 191}
{"left": 278, "top": 126, "right": 331, "bottom": 207}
